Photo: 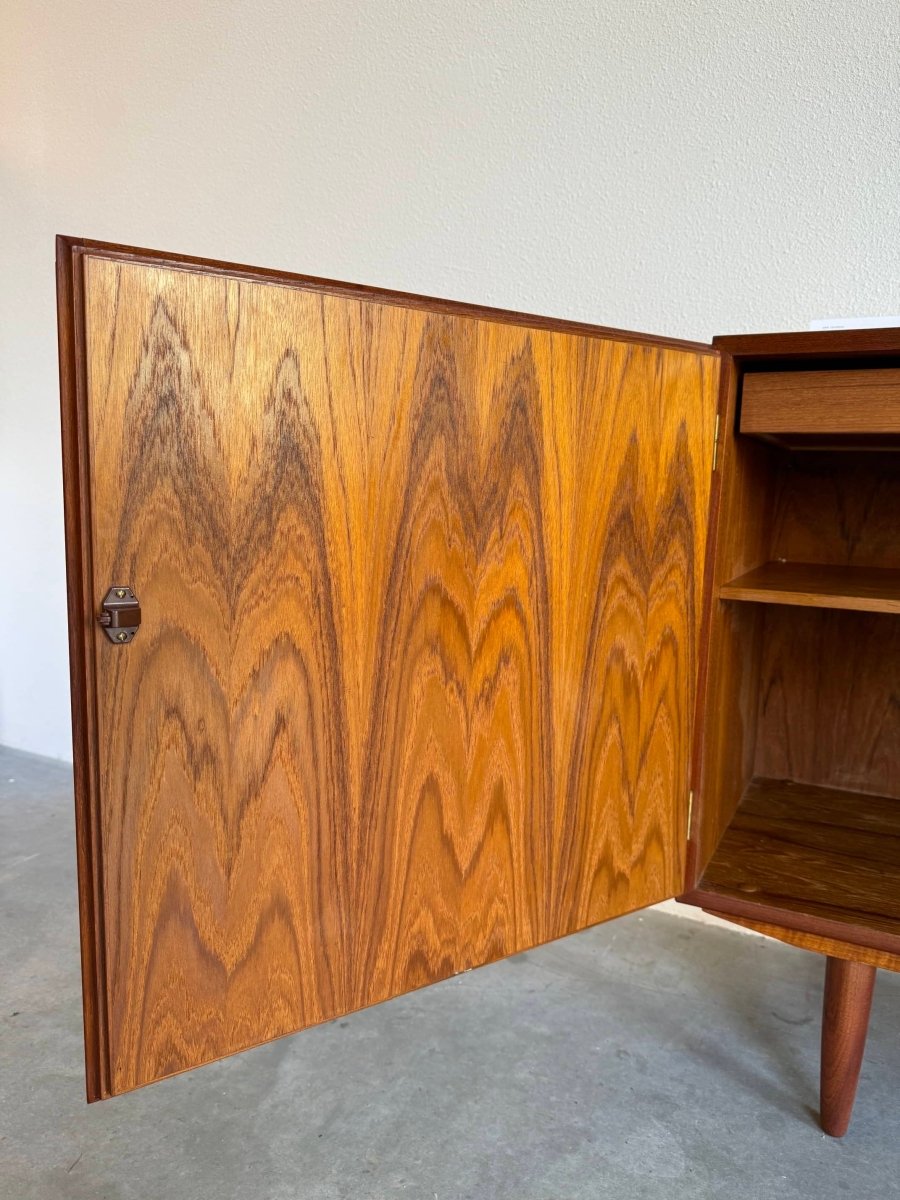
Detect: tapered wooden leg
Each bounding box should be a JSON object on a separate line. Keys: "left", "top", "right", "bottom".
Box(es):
{"left": 820, "top": 957, "right": 876, "bottom": 1137}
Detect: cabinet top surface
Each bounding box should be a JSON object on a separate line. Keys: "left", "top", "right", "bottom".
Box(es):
{"left": 714, "top": 327, "right": 900, "bottom": 360}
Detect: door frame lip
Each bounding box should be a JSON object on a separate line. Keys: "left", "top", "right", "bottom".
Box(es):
{"left": 58, "top": 237, "right": 111, "bottom": 1101}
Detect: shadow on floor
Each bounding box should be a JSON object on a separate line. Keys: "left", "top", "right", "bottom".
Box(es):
{"left": 2, "top": 744, "right": 898, "bottom": 1200}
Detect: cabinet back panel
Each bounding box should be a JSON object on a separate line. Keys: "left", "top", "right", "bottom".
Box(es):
{"left": 770, "top": 452, "right": 900, "bottom": 569}
{"left": 755, "top": 606, "right": 900, "bottom": 798}
{"left": 66, "top": 248, "right": 718, "bottom": 1097}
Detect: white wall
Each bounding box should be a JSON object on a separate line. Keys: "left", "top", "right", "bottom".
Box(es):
{"left": 2, "top": 0, "right": 899, "bottom": 760}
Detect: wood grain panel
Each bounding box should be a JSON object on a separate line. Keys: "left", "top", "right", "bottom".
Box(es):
{"left": 754, "top": 607, "right": 900, "bottom": 799}
{"left": 64, "top": 244, "right": 718, "bottom": 1097}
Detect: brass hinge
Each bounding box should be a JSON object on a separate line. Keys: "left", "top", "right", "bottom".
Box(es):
{"left": 686, "top": 789, "right": 694, "bottom": 842}
{"left": 711, "top": 413, "right": 721, "bottom": 472}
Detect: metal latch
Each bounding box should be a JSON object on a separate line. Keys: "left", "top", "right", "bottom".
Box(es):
{"left": 98, "top": 586, "right": 141, "bottom": 643}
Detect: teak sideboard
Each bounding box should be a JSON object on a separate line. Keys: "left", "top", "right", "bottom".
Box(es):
{"left": 57, "top": 237, "right": 900, "bottom": 1135}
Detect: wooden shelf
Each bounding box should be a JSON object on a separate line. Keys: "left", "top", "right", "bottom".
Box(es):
{"left": 719, "top": 561, "right": 900, "bottom": 614}
{"left": 693, "top": 777, "right": 900, "bottom": 952}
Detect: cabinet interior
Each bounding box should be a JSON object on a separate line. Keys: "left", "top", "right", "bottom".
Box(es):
{"left": 692, "top": 362, "right": 900, "bottom": 948}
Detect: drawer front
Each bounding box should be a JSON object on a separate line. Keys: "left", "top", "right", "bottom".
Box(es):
{"left": 741, "top": 368, "right": 900, "bottom": 436}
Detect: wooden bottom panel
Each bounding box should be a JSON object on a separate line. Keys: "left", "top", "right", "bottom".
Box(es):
{"left": 694, "top": 777, "right": 900, "bottom": 953}
{"left": 707, "top": 914, "right": 900, "bottom": 972}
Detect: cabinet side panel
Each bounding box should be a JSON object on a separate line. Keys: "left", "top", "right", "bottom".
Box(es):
{"left": 692, "top": 358, "right": 774, "bottom": 878}
{"left": 76, "top": 251, "right": 718, "bottom": 1094}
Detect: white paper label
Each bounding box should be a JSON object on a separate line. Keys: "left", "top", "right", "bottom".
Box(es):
{"left": 809, "top": 316, "right": 900, "bottom": 331}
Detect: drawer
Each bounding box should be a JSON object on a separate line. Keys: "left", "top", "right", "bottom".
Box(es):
{"left": 740, "top": 367, "right": 900, "bottom": 445}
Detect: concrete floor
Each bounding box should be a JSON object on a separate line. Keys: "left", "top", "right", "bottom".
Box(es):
{"left": 2, "top": 746, "right": 899, "bottom": 1200}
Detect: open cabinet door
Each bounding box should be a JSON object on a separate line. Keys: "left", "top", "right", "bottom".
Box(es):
{"left": 58, "top": 238, "right": 719, "bottom": 1099}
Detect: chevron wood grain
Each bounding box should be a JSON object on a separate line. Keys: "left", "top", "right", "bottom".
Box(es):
{"left": 67, "top": 247, "right": 718, "bottom": 1096}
